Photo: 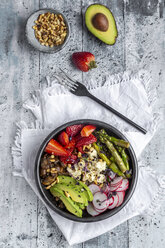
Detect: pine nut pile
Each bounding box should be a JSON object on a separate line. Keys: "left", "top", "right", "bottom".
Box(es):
{"left": 33, "top": 12, "right": 67, "bottom": 47}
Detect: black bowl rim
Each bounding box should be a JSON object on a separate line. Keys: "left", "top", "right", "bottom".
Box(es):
{"left": 35, "top": 119, "right": 138, "bottom": 223}
{"left": 25, "top": 8, "right": 70, "bottom": 53}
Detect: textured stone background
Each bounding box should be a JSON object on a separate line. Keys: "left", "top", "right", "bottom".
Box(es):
{"left": 0, "top": 0, "right": 165, "bottom": 247}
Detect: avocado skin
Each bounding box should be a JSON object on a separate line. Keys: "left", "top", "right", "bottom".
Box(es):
{"left": 50, "top": 187, "right": 82, "bottom": 217}
{"left": 85, "top": 4, "right": 118, "bottom": 45}
{"left": 54, "top": 183, "right": 88, "bottom": 205}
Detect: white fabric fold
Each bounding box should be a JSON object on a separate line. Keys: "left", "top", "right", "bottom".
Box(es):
{"left": 12, "top": 70, "right": 165, "bottom": 245}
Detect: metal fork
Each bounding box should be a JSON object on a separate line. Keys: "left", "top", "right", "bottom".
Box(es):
{"left": 56, "top": 69, "right": 147, "bottom": 134}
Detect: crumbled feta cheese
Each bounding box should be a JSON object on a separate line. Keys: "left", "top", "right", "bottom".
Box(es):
{"left": 97, "top": 174, "right": 105, "bottom": 183}
{"left": 95, "top": 161, "right": 106, "bottom": 172}
{"left": 86, "top": 147, "right": 97, "bottom": 159}
{"left": 67, "top": 167, "right": 81, "bottom": 178}
{"left": 66, "top": 145, "right": 107, "bottom": 184}
{"left": 82, "top": 173, "right": 89, "bottom": 182}
{"left": 89, "top": 173, "right": 96, "bottom": 182}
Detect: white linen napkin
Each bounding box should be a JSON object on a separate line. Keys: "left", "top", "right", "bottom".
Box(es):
{"left": 12, "top": 70, "right": 165, "bottom": 245}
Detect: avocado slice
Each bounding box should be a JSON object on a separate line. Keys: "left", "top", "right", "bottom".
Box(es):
{"left": 50, "top": 187, "right": 82, "bottom": 217}
{"left": 54, "top": 183, "right": 88, "bottom": 205}
{"left": 57, "top": 175, "right": 76, "bottom": 185}
{"left": 77, "top": 202, "right": 86, "bottom": 210}
{"left": 78, "top": 181, "right": 93, "bottom": 202}
{"left": 57, "top": 175, "right": 93, "bottom": 201}
{"left": 85, "top": 4, "right": 118, "bottom": 45}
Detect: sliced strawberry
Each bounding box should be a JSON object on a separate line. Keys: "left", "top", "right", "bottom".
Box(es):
{"left": 60, "top": 154, "right": 77, "bottom": 164}
{"left": 74, "top": 133, "right": 82, "bottom": 142}
{"left": 66, "top": 147, "right": 74, "bottom": 156}
{"left": 77, "top": 146, "right": 84, "bottom": 154}
{"left": 81, "top": 125, "right": 96, "bottom": 137}
{"left": 65, "top": 139, "right": 76, "bottom": 149}
{"left": 76, "top": 134, "right": 97, "bottom": 147}
{"left": 66, "top": 124, "right": 84, "bottom": 137}
{"left": 58, "top": 131, "right": 69, "bottom": 146}
{"left": 45, "top": 139, "right": 68, "bottom": 156}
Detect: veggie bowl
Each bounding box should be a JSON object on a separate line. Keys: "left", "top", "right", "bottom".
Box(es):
{"left": 35, "top": 119, "right": 138, "bottom": 222}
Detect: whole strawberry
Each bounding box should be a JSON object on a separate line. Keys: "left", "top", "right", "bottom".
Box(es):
{"left": 72, "top": 52, "right": 97, "bottom": 72}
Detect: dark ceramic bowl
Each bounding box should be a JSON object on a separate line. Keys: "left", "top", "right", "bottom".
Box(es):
{"left": 25, "top": 8, "right": 70, "bottom": 53}
{"left": 35, "top": 119, "right": 138, "bottom": 222}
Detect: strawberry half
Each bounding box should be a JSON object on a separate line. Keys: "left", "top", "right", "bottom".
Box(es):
{"left": 81, "top": 125, "right": 96, "bottom": 137}
{"left": 76, "top": 134, "right": 97, "bottom": 147}
{"left": 65, "top": 139, "right": 76, "bottom": 149}
{"left": 45, "top": 139, "right": 68, "bottom": 156}
{"left": 77, "top": 146, "right": 84, "bottom": 154}
{"left": 72, "top": 52, "right": 97, "bottom": 72}
{"left": 73, "top": 133, "right": 82, "bottom": 142}
{"left": 66, "top": 124, "right": 84, "bottom": 137}
{"left": 66, "top": 147, "right": 74, "bottom": 156}
{"left": 58, "top": 131, "right": 69, "bottom": 146}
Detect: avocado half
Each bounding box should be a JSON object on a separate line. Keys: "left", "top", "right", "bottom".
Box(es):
{"left": 85, "top": 4, "right": 118, "bottom": 45}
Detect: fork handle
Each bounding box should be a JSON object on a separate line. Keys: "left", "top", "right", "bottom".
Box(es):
{"left": 87, "top": 93, "right": 147, "bottom": 134}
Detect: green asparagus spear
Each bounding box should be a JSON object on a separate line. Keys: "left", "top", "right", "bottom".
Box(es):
{"left": 116, "top": 147, "right": 129, "bottom": 171}
{"left": 98, "top": 134, "right": 127, "bottom": 173}
{"left": 109, "top": 162, "right": 126, "bottom": 178}
{"left": 110, "top": 156, "right": 115, "bottom": 162}
{"left": 99, "top": 129, "right": 130, "bottom": 148}
{"left": 92, "top": 143, "right": 125, "bottom": 177}
{"left": 121, "top": 150, "right": 129, "bottom": 171}
{"left": 109, "top": 137, "right": 130, "bottom": 148}
{"left": 125, "top": 172, "right": 131, "bottom": 178}
{"left": 92, "top": 143, "right": 111, "bottom": 166}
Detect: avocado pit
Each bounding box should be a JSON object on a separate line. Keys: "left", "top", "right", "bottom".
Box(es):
{"left": 92, "top": 13, "right": 109, "bottom": 32}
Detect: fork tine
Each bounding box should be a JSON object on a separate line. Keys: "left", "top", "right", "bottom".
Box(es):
{"left": 60, "top": 68, "right": 78, "bottom": 87}
{"left": 54, "top": 74, "right": 76, "bottom": 92}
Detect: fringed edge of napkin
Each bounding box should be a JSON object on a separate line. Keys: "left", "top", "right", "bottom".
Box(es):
{"left": 44, "top": 70, "right": 157, "bottom": 107}
{"left": 86, "top": 70, "right": 157, "bottom": 107}
{"left": 12, "top": 122, "right": 25, "bottom": 177}
{"left": 141, "top": 167, "right": 165, "bottom": 216}
{"left": 11, "top": 121, "right": 42, "bottom": 177}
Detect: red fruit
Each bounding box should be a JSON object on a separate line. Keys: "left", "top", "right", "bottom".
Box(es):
{"left": 66, "top": 147, "right": 74, "bottom": 156}
{"left": 74, "top": 133, "right": 82, "bottom": 142}
{"left": 81, "top": 125, "right": 96, "bottom": 137}
{"left": 77, "top": 146, "right": 84, "bottom": 154}
{"left": 72, "top": 52, "right": 97, "bottom": 72}
{"left": 58, "top": 131, "right": 69, "bottom": 146}
{"left": 65, "top": 139, "right": 76, "bottom": 149}
{"left": 66, "top": 124, "right": 84, "bottom": 137}
{"left": 60, "top": 154, "right": 77, "bottom": 164}
{"left": 45, "top": 139, "right": 68, "bottom": 156}
{"left": 76, "top": 134, "right": 97, "bottom": 147}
